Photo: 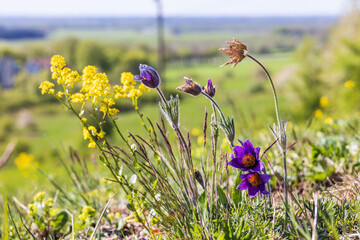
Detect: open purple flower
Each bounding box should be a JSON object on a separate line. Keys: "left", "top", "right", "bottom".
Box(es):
{"left": 203, "top": 79, "right": 218, "bottom": 97}
{"left": 133, "top": 64, "right": 161, "bottom": 88}
{"left": 228, "top": 139, "right": 264, "bottom": 172}
{"left": 237, "top": 172, "right": 271, "bottom": 197}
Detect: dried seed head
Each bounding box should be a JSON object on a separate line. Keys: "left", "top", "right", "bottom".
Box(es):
{"left": 219, "top": 38, "right": 248, "bottom": 68}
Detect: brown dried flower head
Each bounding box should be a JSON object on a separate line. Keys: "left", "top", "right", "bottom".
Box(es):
{"left": 219, "top": 38, "right": 248, "bottom": 68}
{"left": 177, "top": 77, "right": 202, "bottom": 96}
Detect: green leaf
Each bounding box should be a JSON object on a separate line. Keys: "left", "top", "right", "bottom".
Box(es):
{"left": 232, "top": 172, "right": 243, "bottom": 206}
{"left": 217, "top": 233, "right": 226, "bottom": 240}
{"left": 152, "top": 179, "right": 158, "bottom": 190}
{"left": 217, "top": 184, "right": 228, "bottom": 207}
{"left": 53, "top": 210, "right": 69, "bottom": 231}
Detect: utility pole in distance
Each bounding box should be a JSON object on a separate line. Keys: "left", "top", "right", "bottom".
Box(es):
{"left": 154, "top": 0, "right": 165, "bottom": 92}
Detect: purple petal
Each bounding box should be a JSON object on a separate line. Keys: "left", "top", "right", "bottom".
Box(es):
{"left": 236, "top": 180, "right": 249, "bottom": 190}
{"left": 238, "top": 139, "right": 244, "bottom": 146}
{"left": 239, "top": 173, "right": 249, "bottom": 179}
{"left": 260, "top": 174, "right": 272, "bottom": 184}
{"left": 248, "top": 185, "right": 259, "bottom": 197}
{"left": 258, "top": 184, "right": 269, "bottom": 195}
{"left": 251, "top": 161, "right": 265, "bottom": 172}
{"left": 142, "top": 71, "right": 152, "bottom": 81}
{"left": 255, "top": 147, "right": 261, "bottom": 159}
{"left": 228, "top": 158, "right": 242, "bottom": 169}
{"left": 243, "top": 140, "right": 255, "bottom": 154}
{"left": 133, "top": 75, "right": 142, "bottom": 81}
{"left": 233, "top": 146, "right": 245, "bottom": 159}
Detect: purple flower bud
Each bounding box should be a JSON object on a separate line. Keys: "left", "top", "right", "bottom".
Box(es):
{"left": 133, "top": 64, "right": 161, "bottom": 89}
{"left": 177, "top": 77, "right": 202, "bottom": 96}
{"left": 203, "top": 79, "right": 218, "bottom": 97}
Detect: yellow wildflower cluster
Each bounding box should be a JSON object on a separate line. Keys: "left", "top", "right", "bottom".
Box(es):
{"left": 83, "top": 126, "right": 104, "bottom": 148}
{"left": 41, "top": 55, "right": 150, "bottom": 149}
{"left": 28, "top": 192, "right": 60, "bottom": 219}
{"left": 113, "top": 72, "right": 150, "bottom": 109}
{"left": 39, "top": 81, "right": 55, "bottom": 95}
{"left": 79, "top": 206, "right": 97, "bottom": 224}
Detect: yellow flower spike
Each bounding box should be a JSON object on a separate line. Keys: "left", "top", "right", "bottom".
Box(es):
{"left": 139, "top": 84, "right": 150, "bottom": 92}
{"left": 108, "top": 108, "right": 119, "bottom": 116}
{"left": 51, "top": 55, "right": 66, "bottom": 69}
{"left": 83, "top": 127, "right": 91, "bottom": 140}
{"left": 39, "top": 81, "right": 55, "bottom": 95}
{"left": 120, "top": 72, "right": 135, "bottom": 85}
{"left": 319, "top": 96, "right": 329, "bottom": 108}
{"left": 88, "top": 141, "right": 96, "bottom": 148}
{"left": 71, "top": 93, "right": 85, "bottom": 103}
{"left": 57, "top": 91, "right": 65, "bottom": 98}
{"left": 314, "top": 109, "right": 323, "bottom": 119}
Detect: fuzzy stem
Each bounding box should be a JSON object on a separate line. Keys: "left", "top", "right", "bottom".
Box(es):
{"left": 247, "top": 54, "right": 281, "bottom": 125}
{"left": 248, "top": 54, "right": 288, "bottom": 226}
{"left": 201, "top": 91, "right": 234, "bottom": 148}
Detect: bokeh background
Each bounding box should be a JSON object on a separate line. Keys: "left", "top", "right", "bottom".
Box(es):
{"left": 1, "top": 0, "right": 359, "bottom": 197}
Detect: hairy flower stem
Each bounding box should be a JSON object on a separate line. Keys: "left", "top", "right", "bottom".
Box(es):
{"left": 156, "top": 87, "right": 198, "bottom": 199}
{"left": 247, "top": 55, "right": 281, "bottom": 125}
{"left": 201, "top": 92, "right": 234, "bottom": 148}
{"left": 247, "top": 54, "right": 288, "bottom": 225}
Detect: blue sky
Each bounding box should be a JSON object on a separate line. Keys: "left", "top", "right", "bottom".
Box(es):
{"left": 0, "top": 0, "right": 349, "bottom": 17}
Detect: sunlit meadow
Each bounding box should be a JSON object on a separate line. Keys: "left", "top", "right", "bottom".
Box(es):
{"left": 2, "top": 5, "right": 360, "bottom": 239}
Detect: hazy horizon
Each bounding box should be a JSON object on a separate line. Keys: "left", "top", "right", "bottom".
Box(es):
{"left": 0, "top": 0, "right": 350, "bottom": 18}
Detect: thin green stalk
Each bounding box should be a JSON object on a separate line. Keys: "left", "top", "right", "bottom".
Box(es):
{"left": 247, "top": 54, "right": 288, "bottom": 226}
{"left": 247, "top": 55, "right": 281, "bottom": 125}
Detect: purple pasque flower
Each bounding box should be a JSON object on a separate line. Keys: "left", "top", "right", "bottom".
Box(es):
{"left": 203, "top": 79, "right": 218, "bottom": 97}
{"left": 228, "top": 139, "right": 264, "bottom": 172}
{"left": 237, "top": 172, "right": 271, "bottom": 197}
{"left": 133, "top": 64, "right": 161, "bottom": 88}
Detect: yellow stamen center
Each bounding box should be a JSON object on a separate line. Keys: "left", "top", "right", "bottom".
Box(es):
{"left": 241, "top": 153, "right": 256, "bottom": 167}
{"left": 248, "top": 173, "right": 262, "bottom": 186}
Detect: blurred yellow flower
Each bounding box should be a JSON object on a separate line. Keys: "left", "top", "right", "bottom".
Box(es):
{"left": 191, "top": 128, "right": 201, "bottom": 136}
{"left": 314, "top": 109, "right": 323, "bottom": 119}
{"left": 324, "top": 117, "right": 333, "bottom": 125}
{"left": 287, "top": 121, "right": 294, "bottom": 129}
{"left": 319, "top": 96, "right": 329, "bottom": 107}
{"left": 14, "top": 152, "right": 38, "bottom": 170}
{"left": 221, "top": 138, "right": 231, "bottom": 152}
{"left": 344, "top": 81, "right": 355, "bottom": 89}
{"left": 34, "top": 192, "right": 46, "bottom": 202}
